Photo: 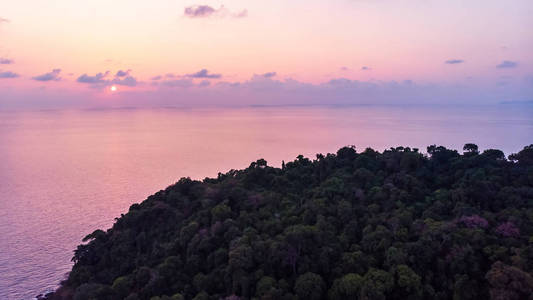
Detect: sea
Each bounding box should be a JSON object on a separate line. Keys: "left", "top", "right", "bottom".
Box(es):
{"left": 0, "top": 105, "right": 531, "bottom": 299}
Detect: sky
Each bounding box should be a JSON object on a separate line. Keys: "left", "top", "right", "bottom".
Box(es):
{"left": 0, "top": 0, "right": 532, "bottom": 109}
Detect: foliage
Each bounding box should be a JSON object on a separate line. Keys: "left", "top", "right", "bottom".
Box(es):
{"left": 47, "top": 144, "right": 533, "bottom": 299}
{"left": 294, "top": 272, "right": 324, "bottom": 300}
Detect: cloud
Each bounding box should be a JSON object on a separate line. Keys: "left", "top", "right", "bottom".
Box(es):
{"left": 157, "top": 70, "right": 222, "bottom": 80}
{"left": 233, "top": 9, "right": 248, "bottom": 18}
{"left": 0, "top": 71, "right": 19, "bottom": 78}
{"left": 32, "top": 69, "right": 61, "bottom": 81}
{"left": 156, "top": 77, "right": 217, "bottom": 88}
{"left": 340, "top": 67, "right": 349, "bottom": 71}
{"left": 261, "top": 72, "right": 277, "bottom": 78}
{"left": 0, "top": 58, "right": 13, "bottom": 64}
{"left": 186, "top": 69, "right": 221, "bottom": 79}
{"left": 198, "top": 80, "right": 211, "bottom": 87}
{"left": 148, "top": 76, "right": 520, "bottom": 107}
{"left": 361, "top": 66, "right": 371, "bottom": 71}
{"left": 115, "top": 70, "right": 130, "bottom": 77}
{"left": 445, "top": 59, "right": 464, "bottom": 64}
{"left": 77, "top": 70, "right": 138, "bottom": 87}
{"left": 184, "top": 5, "right": 216, "bottom": 18}
{"left": 4, "top": 73, "right": 533, "bottom": 109}
{"left": 112, "top": 76, "right": 137, "bottom": 87}
{"left": 0, "top": 17, "right": 9, "bottom": 23}
{"left": 328, "top": 78, "right": 352, "bottom": 86}
{"left": 77, "top": 71, "right": 109, "bottom": 84}
{"left": 184, "top": 5, "right": 247, "bottom": 18}
{"left": 161, "top": 79, "right": 195, "bottom": 88}
{"left": 496, "top": 61, "right": 518, "bottom": 68}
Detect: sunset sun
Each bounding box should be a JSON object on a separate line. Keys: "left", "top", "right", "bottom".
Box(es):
{"left": 110, "top": 85, "right": 117, "bottom": 92}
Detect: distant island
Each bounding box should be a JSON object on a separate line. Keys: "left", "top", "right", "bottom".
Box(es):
{"left": 44, "top": 144, "right": 533, "bottom": 300}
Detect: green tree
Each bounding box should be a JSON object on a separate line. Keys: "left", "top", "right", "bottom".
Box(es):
{"left": 294, "top": 272, "right": 325, "bottom": 300}
{"left": 360, "top": 269, "right": 394, "bottom": 300}
{"left": 463, "top": 143, "right": 479, "bottom": 155}
{"left": 112, "top": 276, "right": 133, "bottom": 299}
{"left": 393, "top": 265, "right": 422, "bottom": 298}
{"left": 328, "top": 273, "right": 363, "bottom": 299}
{"left": 486, "top": 261, "right": 533, "bottom": 300}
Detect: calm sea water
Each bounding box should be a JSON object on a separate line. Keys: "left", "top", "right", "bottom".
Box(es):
{"left": 0, "top": 105, "right": 531, "bottom": 299}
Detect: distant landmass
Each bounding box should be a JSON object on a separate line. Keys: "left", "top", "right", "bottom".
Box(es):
{"left": 44, "top": 144, "right": 533, "bottom": 300}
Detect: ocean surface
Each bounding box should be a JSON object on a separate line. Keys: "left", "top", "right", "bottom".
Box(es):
{"left": 0, "top": 105, "right": 532, "bottom": 299}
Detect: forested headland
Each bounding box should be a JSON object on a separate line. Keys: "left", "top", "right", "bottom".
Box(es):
{"left": 47, "top": 144, "right": 533, "bottom": 300}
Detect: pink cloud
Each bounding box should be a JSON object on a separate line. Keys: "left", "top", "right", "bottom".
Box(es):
{"left": 184, "top": 5, "right": 247, "bottom": 19}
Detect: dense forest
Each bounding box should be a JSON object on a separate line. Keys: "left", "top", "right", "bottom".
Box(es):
{"left": 47, "top": 144, "right": 533, "bottom": 300}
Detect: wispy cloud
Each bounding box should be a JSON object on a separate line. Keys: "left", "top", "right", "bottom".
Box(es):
{"left": 0, "top": 17, "right": 9, "bottom": 23}
{"left": 445, "top": 59, "right": 464, "bottom": 64}
{"left": 151, "top": 75, "right": 162, "bottom": 81}
{"left": 186, "top": 69, "right": 221, "bottom": 79}
{"left": 155, "top": 78, "right": 217, "bottom": 88}
{"left": 0, "top": 58, "right": 14, "bottom": 64}
{"left": 184, "top": 5, "right": 216, "bottom": 18}
{"left": 361, "top": 66, "right": 371, "bottom": 71}
{"left": 32, "top": 69, "right": 61, "bottom": 81}
{"left": 496, "top": 60, "right": 518, "bottom": 69}
{"left": 0, "top": 71, "right": 19, "bottom": 78}
{"left": 161, "top": 79, "right": 195, "bottom": 88}
{"left": 115, "top": 70, "right": 130, "bottom": 77}
{"left": 198, "top": 80, "right": 211, "bottom": 87}
{"left": 184, "top": 5, "right": 247, "bottom": 19}
{"left": 261, "top": 72, "right": 277, "bottom": 78}
{"left": 233, "top": 9, "right": 248, "bottom": 18}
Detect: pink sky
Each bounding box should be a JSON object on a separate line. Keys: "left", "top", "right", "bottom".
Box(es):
{"left": 0, "top": 0, "right": 532, "bottom": 108}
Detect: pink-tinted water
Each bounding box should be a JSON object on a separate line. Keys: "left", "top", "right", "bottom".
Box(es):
{"left": 0, "top": 106, "right": 531, "bottom": 299}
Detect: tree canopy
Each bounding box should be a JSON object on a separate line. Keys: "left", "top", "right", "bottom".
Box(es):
{"left": 47, "top": 144, "right": 533, "bottom": 300}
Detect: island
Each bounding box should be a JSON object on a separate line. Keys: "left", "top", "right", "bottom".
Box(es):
{"left": 45, "top": 144, "right": 533, "bottom": 300}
